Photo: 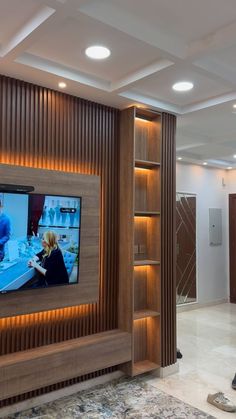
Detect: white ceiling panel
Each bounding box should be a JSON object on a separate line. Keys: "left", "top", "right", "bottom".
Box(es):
{"left": 0, "top": 0, "right": 42, "bottom": 44}
{"left": 127, "top": 65, "right": 233, "bottom": 106}
{"left": 195, "top": 44, "right": 236, "bottom": 85}
{"left": 26, "top": 14, "right": 163, "bottom": 82}
{"left": 80, "top": 0, "right": 236, "bottom": 44}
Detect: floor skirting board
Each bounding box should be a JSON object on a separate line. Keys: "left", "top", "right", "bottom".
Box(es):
{"left": 151, "top": 362, "right": 179, "bottom": 378}
{"left": 177, "top": 298, "right": 229, "bottom": 313}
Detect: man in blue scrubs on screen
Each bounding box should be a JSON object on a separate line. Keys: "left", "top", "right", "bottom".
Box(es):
{"left": 0, "top": 198, "right": 11, "bottom": 262}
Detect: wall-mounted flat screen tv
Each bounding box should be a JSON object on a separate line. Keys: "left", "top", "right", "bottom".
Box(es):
{"left": 0, "top": 192, "right": 81, "bottom": 293}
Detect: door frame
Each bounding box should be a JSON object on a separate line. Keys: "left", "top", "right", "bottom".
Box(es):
{"left": 229, "top": 194, "right": 236, "bottom": 303}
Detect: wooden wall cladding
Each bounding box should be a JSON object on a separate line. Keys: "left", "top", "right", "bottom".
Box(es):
{"left": 0, "top": 164, "right": 100, "bottom": 318}
{"left": 161, "top": 112, "right": 176, "bottom": 367}
{"left": 0, "top": 75, "right": 119, "bottom": 406}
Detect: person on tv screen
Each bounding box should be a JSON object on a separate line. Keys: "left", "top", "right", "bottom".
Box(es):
{"left": 0, "top": 199, "right": 11, "bottom": 262}
{"left": 28, "top": 230, "right": 69, "bottom": 286}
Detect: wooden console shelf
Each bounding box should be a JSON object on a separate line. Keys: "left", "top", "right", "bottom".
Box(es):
{"left": 133, "top": 360, "right": 159, "bottom": 376}
{"left": 134, "top": 310, "right": 160, "bottom": 320}
{"left": 0, "top": 329, "right": 131, "bottom": 401}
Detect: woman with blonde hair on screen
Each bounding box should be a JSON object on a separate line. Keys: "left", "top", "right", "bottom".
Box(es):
{"left": 28, "top": 230, "right": 69, "bottom": 287}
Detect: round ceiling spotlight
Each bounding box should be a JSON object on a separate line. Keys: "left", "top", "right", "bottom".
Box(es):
{"left": 85, "top": 45, "right": 111, "bottom": 60}
{"left": 227, "top": 166, "right": 233, "bottom": 170}
{"left": 177, "top": 157, "right": 182, "bottom": 160}
{"left": 172, "top": 81, "right": 194, "bottom": 92}
{"left": 203, "top": 162, "right": 208, "bottom": 166}
{"left": 58, "top": 81, "right": 67, "bottom": 89}
{"left": 233, "top": 104, "right": 236, "bottom": 109}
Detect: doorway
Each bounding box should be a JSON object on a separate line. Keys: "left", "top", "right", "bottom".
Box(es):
{"left": 229, "top": 194, "right": 236, "bottom": 303}
{"left": 176, "top": 192, "right": 196, "bottom": 305}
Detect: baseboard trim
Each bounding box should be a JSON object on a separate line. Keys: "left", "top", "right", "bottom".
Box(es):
{"left": 151, "top": 362, "right": 179, "bottom": 378}
{"left": 177, "top": 298, "right": 229, "bottom": 313}
{"left": 0, "top": 371, "right": 124, "bottom": 418}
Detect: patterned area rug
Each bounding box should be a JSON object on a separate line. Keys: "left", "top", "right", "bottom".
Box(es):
{"left": 6, "top": 377, "right": 216, "bottom": 419}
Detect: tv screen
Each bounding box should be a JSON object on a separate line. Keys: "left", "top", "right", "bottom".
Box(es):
{"left": 0, "top": 192, "right": 81, "bottom": 293}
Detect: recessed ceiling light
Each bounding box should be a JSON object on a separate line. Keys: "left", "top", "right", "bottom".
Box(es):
{"left": 233, "top": 104, "right": 236, "bottom": 109}
{"left": 85, "top": 45, "right": 111, "bottom": 60}
{"left": 172, "top": 81, "right": 194, "bottom": 92}
{"left": 233, "top": 155, "right": 236, "bottom": 158}
{"left": 227, "top": 166, "right": 233, "bottom": 170}
{"left": 58, "top": 81, "right": 66, "bottom": 89}
{"left": 203, "top": 162, "right": 208, "bottom": 165}
{"left": 177, "top": 157, "right": 182, "bottom": 160}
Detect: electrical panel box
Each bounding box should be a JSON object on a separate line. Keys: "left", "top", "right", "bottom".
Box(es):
{"left": 209, "top": 208, "right": 222, "bottom": 245}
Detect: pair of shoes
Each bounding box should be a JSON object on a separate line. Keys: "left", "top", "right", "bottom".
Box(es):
{"left": 232, "top": 374, "right": 236, "bottom": 390}
{"left": 207, "top": 392, "right": 236, "bottom": 412}
{"left": 177, "top": 348, "right": 183, "bottom": 359}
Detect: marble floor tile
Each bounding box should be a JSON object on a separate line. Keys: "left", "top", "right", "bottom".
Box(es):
{"left": 146, "top": 303, "right": 236, "bottom": 419}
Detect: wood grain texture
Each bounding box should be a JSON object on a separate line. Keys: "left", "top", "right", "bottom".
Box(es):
{"left": 0, "top": 164, "right": 100, "bottom": 318}
{"left": 0, "top": 330, "right": 131, "bottom": 401}
{"left": 118, "top": 107, "right": 135, "bottom": 375}
{"left": 161, "top": 113, "right": 177, "bottom": 367}
{"left": 119, "top": 107, "right": 176, "bottom": 374}
{"left": 0, "top": 74, "right": 119, "bottom": 406}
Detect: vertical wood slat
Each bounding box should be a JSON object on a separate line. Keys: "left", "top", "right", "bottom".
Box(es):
{"left": 0, "top": 75, "right": 119, "bottom": 406}
{"left": 161, "top": 113, "right": 176, "bottom": 367}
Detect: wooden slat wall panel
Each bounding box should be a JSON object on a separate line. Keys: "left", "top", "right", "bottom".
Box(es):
{"left": 0, "top": 75, "right": 119, "bottom": 406}
{"left": 161, "top": 113, "right": 176, "bottom": 367}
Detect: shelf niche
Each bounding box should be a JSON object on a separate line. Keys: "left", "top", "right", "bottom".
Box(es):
{"left": 134, "top": 216, "right": 160, "bottom": 262}
{"left": 133, "top": 317, "right": 160, "bottom": 375}
{"left": 135, "top": 167, "right": 160, "bottom": 213}
{"left": 134, "top": 265, "right": 160, "bottom": 314}
{"left": 135, "top": 113, "right": 161, "bottom": 163}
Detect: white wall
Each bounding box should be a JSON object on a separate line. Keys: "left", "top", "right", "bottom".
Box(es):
{"left": 176, "top": 163, "right": 229, "bottom": 304}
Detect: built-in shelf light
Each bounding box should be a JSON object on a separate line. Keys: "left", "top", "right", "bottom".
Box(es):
{"left": 85, "top": 45, "right": 110, "bottom": 60}
{"left": 58, "top": 81, "right": 67, "bottom": 89}
{"left": 177, "top": 157, "right": 182, "bottom": 160}
{"left": 172, "top": 81, "right": 194, "bottom": 92}
{"left": 135, "top": 117, "right": 150, "bottom": 123}
{"left": 203, "top": 162, "right": 208, "bottom": 165}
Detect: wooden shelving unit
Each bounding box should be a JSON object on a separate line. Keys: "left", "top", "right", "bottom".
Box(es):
{"left": 119, "top": 107, "right": 162, "bottom": 376}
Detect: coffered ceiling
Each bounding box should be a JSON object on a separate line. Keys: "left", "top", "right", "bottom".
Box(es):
{"left": 1, "top": 0, "right": 236, "bottom": 168}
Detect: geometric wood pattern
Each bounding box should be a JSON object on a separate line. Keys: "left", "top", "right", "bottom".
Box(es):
{"left": 176, "top": 193, "right": 196, "bottom": 304}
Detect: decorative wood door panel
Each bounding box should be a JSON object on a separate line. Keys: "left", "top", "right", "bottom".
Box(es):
{"left": 176, "top": 193, "right": 196, "bottom": 305}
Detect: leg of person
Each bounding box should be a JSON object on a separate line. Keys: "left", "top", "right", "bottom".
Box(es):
{"left": 232, "top": 373, "right": 236, "bottom": 390}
